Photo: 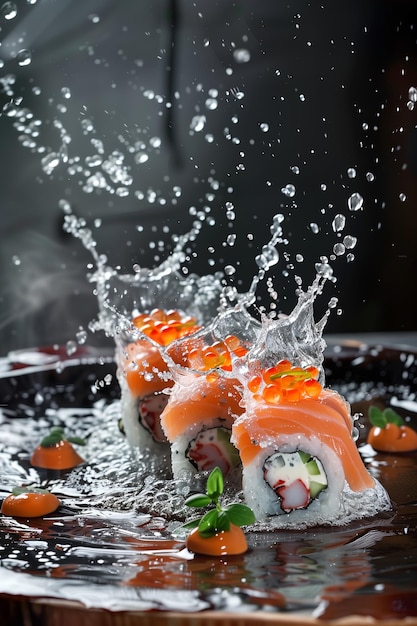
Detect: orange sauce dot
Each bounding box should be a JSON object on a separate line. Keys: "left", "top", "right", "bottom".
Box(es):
{"left": 1, "top": 491, "right": 60, "bottom": 518}
{"left": 31, "top": 440, "right": 84, "bottom": 470}
{"left": 186, "top": 524, "right": 248, "bottom": 556}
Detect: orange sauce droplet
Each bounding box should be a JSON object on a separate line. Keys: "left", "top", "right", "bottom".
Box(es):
{"left": 1, "top": 491, "right": 60, "bottom": 517}
{"left": 367, "top": 422, "right": 417, "bottom": 452}
{"left": 186, "top": 524, "right": 248, "bottom": 556}
{"left": 30, "top": 440, "right": 84, "bottom": 470}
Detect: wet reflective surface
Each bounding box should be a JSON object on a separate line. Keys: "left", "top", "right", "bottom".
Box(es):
{"left": 0, "top": 342, "right": 417, "bottom": 620}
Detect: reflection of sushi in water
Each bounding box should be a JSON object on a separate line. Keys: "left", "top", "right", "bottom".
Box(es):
{"left": 115, "top": 309, "right": 200, "bottom": 452}
{"left": 231, "top": 360, "right": 391, "bottom": 526}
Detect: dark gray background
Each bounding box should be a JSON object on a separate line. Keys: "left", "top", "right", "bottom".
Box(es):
{"left": 1, "top": 0, "right": 416, "bottom": 353}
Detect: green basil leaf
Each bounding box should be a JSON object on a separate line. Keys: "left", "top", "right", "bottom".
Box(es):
{"left": 11, "top": 486, "right": 49, "bottom": 496}
{"left": 216, "top": 510, "right": 230, "bottom": 532}
{"left": 50, "top": 426, "right": 65, "bottom": 434}
{"left": 184, "top": 493, "right": 212, "bottom": 508}
{"left": 206, "top": 467, "right": 224, "bottom": 500}
{"left": 383, "top": 408, "right": 404, "bottom": 426}
{"left": 179, "top": 517, "right": 201, "bottom": 530}
{"left": 368, "top": 405, "right": 386, "bottom": 428}
{"left": 40, "top": 432, "right": 64, "bottom": 447}
{"left": 12, "top": 486, "right": 30, "bottom": 496}
{"left": 224, "top": 503, "right": 256, "bottom": 526}
{"left": 198, "top": 508, "right": 219, "bottom": 537}
{"left": 66, "top": 436, "right": 86, "bottom": 446}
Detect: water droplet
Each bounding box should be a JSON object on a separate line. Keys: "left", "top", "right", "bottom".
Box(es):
{"left": 348, "top": 192, "right": 363, "bottom": 212}
{"left": 255, "top": 244, "right": 279, "bottom": 270}
{"left": 88, "top": 13, "right": 100, "bottom": 23}
{"left": 149, "top": 136, "right": 161, "bottom": 148}
{"left": 315, "top": 258, "right": 334, "bottom": 279}
{"left": 333, "top": 242, "right": 345, "bottom": 256}
{"left": 76, "top": 328, "right": 88, "bottom": 344}
{"left": 41, "top": 152, "right": 60, "bottom": 175}
{"left": 12, "top": 255, "right": 21, "bottom": 266}
{"left": 347, "top": 167, "right": 356, "bottom": 178}
{"left": 205, "top": 97, "right": 218, "bottom": 110}
{"left": 281, "top": 183, "right": 296, "bottom": 198}
{"left": 1, "top": 2, "right": 17, "bottom": 20}
{"left": 15, "top": 49, "right": 32, "bottom": 66}
{"left": 66, "top": 340, "right": 77, "bottom": 356}
{"left": 233, "top": 48, "right": 251, "bottom": 63}
{"left": 290, "top": 165, "right": 300, "bottom": 174}
{"left": 343, "top": 235, "right": 357, "bottom": 249}
{"left": 134, "top": 152, "right": 149, "bottom": 164}
{"left": 408, "top": 86, "right": 417, "bottom": 102}
{"left": 224, "top": 265, "right": 236, "bottom": 275}
{"left": 399, "top": 193, "right": 407, "bottom": 202}
{"left": 226, "top": 234, "right": 236, "bottom": 246}
{"left": 61, "top": 87, "right": 71, "bottom": 99}
{"left": 259, "top": 123, "right": 269, "bottom": 132}
{"left": 85, "top": 155, "right": 103, "bottom": 167}
{"left": 190, "top": 115, "right": 206, "bottom": 132}
{"left": 310, "top": 223, "right": 319, "bottom": 234}
{"left": 366, "top": 171, "right": 374, "bottom": 182}
{"left": 332, "top": 214, "right": 346, "bottom": 232}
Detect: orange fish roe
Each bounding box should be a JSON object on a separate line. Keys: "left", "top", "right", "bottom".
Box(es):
{"left": 186, "top": 335, "right": 248, "bottom": 372}
{"left": 132, "top": 308, "right": 201, "bottom": 347}
{"left": 248, "top": 359, "right": 322, "bottom": 404}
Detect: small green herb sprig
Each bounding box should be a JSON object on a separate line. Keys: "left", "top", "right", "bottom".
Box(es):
{"left": 368, "top": 406, "right": 404, "bottom": 428}
{"left": 181, "top": 467, "right": 255, "bottom": 538}
{"left": 40, "top": 426, "right": 86, "bottom": 448}
{"left": 12, "top": 486, "right": 51, "bottom": 496}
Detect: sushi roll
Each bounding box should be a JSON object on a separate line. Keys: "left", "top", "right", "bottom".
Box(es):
{"left": 115, "top": 308, "right": 200, "bottom": 452}
{"left": 231, "top": 360, "right": 391, "bottom": 526}
{"left": 160, "top": 370, "right": 243, "bottom": 481}
{"left": 160, "top": 307, "right": 261, "bottom": 483}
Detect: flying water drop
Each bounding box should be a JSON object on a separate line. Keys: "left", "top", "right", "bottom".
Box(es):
{"left": 347, "top": 192, "right": 363, "bottom": 212}
{"left": 15, "top": 49, "right": 32, "bottom": 66}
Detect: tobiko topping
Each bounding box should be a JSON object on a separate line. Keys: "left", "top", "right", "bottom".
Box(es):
{"left": 248, "top": 359, "right": 322, "bottom": 404}
{"left": 186, "top": 335, "right": 248, "bottom": 372}
{"left": 132, "top": 308, "right": 201, "bottom": 346}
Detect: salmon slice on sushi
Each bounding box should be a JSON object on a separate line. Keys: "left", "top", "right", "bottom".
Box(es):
{"left": 231, "top": 360, "right": 391, "bottom": 527}
{"left": 161, "top": 371, "right": 243, "bottom": 481}
{"left": 115, "top": 308, "right": 200, "bottom": 453}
